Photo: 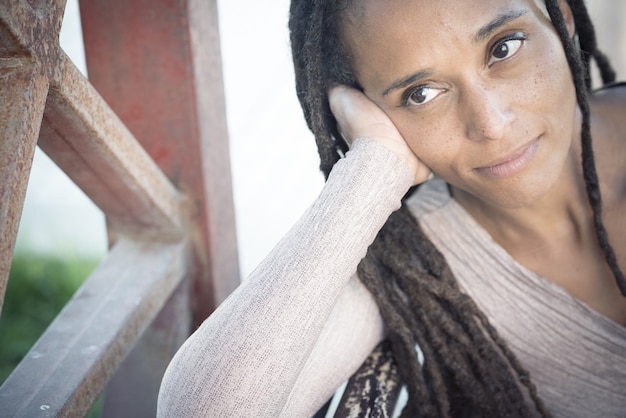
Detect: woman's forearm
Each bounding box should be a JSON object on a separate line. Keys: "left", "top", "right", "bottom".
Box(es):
{"left": 157, "top": 138, "right": 413, "bottom": 417}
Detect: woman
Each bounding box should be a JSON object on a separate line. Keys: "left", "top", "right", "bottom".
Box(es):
{"left": 157, "top": 0, "right": 626, "bottom": 416}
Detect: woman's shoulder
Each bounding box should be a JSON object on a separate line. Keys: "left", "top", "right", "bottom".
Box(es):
{"left": 405, "top": 177, "right": 451, "bottom": 219}
{"left": 592, "top": 81, "right": 626, "bottom": 111}
{"left": 590, "top": 81, "right": 626, "bottom": 201}
{"left": 591, "top": 82, "right": 626, "bottom": 127}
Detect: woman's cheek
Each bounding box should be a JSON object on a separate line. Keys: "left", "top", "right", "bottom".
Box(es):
{"left": 403, "top": 127, "right": 451, "bottom": 169}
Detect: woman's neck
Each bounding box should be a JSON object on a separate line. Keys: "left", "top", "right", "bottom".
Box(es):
{"left": 450, "top": 138, "right": 589, "bottom": 254}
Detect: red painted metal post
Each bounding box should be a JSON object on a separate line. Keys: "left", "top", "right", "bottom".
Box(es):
{"left": 80, "top": 0, "right": 239, "bottom": 324}
{"left": 80, "top": 0, "right": 240, "bottom": 414}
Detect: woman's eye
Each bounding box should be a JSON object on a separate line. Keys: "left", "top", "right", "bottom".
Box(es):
{"left": 403, "top": 86, "right": 443, "bottom": 107}
{"left": 489, "top": 34, "right": 526, "bottom": 64}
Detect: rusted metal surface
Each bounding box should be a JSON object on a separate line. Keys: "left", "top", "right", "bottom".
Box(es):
{"left": 41, "top": 56, "right": 183, "bottom": 240}
{"left": 0, "top": 238, "right": 187, "bottom": 417}
{"left": 0, "top": 0, "right": 66, "bottom": 80}
{"left": 1, "top": 0, "right": 197, "bottom": 415}
{"left": 80, "top": 0, "right": 240, "bottom": 322}
{"left": 2, "top": 0, "right": 184, "bottom": 306}
{"left": 1, "top": 0, "right": 240, "bottom": 414}
{"left": 187, "top": 0, "right": 241, "bottom": 308}
{"left": 0, "top": 62, "right": 49, "bottom": 313}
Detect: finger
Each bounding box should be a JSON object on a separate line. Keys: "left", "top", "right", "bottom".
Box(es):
{"left": 328, "top": 85, "right": 355, "bottom": 145}
{"left": 328, "top": 85, "right": 393, "bottom": 145}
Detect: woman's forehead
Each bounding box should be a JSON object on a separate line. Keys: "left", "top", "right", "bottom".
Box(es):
{"left": 341, "top": 0, "right": 544, "bottom": 34}
{"left": 340, "top": 0, "right": 548, "bottom": 89}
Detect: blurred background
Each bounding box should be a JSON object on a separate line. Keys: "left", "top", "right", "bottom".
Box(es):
{"left": 13, "top": 0, "right": 323, "bottom": 278}
{"left": 2, "top": 0, "right": 625, "bottom": 387}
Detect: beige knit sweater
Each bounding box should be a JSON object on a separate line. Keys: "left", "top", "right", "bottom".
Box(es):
{"left": 410, "top": 178, "right": 626, "bottom": 418}
{"left": 157, "top": 138, "right": 626, "bottom": 417}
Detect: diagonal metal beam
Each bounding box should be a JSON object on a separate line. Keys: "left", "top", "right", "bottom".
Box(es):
{"left": 0, "top": 238, "right": 187, "bottom": 417}
{"left": 41, "top": 55, "right": 183, "bottom": 239}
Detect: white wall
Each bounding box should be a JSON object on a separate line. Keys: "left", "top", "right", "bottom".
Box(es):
{"left": 217, "top": 0, "right": 324, "bottom": 278}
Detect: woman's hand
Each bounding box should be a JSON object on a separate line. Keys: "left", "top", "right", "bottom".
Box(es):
{"left": 328, "top": 85, "right": 431, "bottom": 185}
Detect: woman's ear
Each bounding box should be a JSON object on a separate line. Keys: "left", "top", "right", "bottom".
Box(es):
{"left": 557, "top": 0, "right": 576, "bottom": 37}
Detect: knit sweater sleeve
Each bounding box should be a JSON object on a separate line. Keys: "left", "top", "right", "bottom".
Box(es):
{"left": 157, "top": 138, "right": 414, "bottom": 417}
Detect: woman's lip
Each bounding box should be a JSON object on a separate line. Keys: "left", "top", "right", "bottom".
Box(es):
{"left": 474, "top": 138, "right": 540, "bottom": 179}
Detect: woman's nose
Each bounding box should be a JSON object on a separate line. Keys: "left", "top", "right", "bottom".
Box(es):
{"left": 463, "top": 83, "right": 514, "bottom": 142}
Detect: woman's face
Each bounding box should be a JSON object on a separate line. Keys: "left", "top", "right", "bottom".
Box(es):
{"left": 341, "top": 0, "right": 579, "bottom": 208}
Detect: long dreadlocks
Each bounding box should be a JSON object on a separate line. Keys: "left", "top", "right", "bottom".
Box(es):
{"left": 288, "top": 0, "right": 622, "bottom": 416}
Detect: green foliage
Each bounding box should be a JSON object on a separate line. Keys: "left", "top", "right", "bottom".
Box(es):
{"left": 0, "top": 252, "right": 99, "bottom": 384}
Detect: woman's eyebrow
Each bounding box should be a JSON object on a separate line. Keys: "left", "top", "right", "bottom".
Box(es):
{"left": 474, "top": 9, "right": 528, "bottom": 43}
{"left": 381, "top": 9, "right": 529, "bottom": 98}
{"left": 382, "top": 69, "right": 433, "bottom": 97}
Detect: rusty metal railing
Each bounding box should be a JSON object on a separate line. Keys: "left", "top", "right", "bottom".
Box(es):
{"left": 0, "top": 0, "right": 239, "bottom": 416}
